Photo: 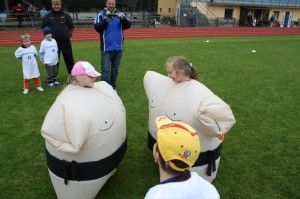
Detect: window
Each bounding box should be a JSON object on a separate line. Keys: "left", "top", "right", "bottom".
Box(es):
{"left": 169, "top": 8, "right": 171, "bottom": 13}
{"left": 224, "top": 9, "right": 233, "bottom": 19}
{"left": 160, "top": 8, "right": 162, "bottom": 12}
{"left": 273, "top": 11, "right": 279, "bottom": 20}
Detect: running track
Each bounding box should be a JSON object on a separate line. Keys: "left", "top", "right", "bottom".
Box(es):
{"left": 0, "top": 27, "right": 299, "bottom": 47}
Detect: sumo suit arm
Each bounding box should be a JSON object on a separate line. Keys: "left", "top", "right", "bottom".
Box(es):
{"left": 144, "top": 71, "right": 168, "bottom": 97}
{"left": 41, "top": 104, "right": 91, "bottom": 153}
{"left": 196, "top": 94, "right": 236, "bottom": 137}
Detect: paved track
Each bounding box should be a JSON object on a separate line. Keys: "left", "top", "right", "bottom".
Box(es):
{"left": 0, "top": 27, "right": 299, "bottom": 46}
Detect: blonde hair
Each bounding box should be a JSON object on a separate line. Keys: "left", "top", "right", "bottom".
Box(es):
{"left": 60, "top": 75, "right": 78, "bottom": 91}
{"left": 20, "top": 33, "right": 30, "bottom": 42}
{"left": 167, "top": 56, "right": 199, "bottom": 81}
{"left": 67, "top": 75, "right": 77, "bottom": 85}
{"left": 51, "top": 0, "right": 61, "bottom": 4}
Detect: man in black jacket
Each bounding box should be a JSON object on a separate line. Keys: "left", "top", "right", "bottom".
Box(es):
{"left": 41, "top": 0, "right": 74, "bottom": 74}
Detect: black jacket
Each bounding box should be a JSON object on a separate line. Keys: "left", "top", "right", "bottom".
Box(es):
{"left": 41, "top": 10, "right": 74, "bottom": 41}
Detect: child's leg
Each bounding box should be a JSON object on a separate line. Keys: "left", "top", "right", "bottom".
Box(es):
{"left": 46, "top": 64, "right": 53, "bottom": 83}
{"left": 34, "top": 77, "right": 42, "bottom": 87}
{"left": 53, "top": 64, "right": 58, "bottom": 82}
{"left": 24, "top": 79, "right": 30, "bottom": 89}
{"left": 34, "top": 77, "right": 44, "bottom": 91}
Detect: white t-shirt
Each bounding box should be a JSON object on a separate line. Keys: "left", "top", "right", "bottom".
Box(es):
{"left": 15, "top": 45, "right": 40, "bottom": 79}
{"left": 144, "top": 172, "right": 220, "bottom": 199}
{"left": 39, "top": 38, "right": 58, "bottom": 66}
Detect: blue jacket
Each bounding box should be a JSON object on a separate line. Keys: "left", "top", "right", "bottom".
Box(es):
{"left": 94, "top": 10, "right": 131, "bottom": 51}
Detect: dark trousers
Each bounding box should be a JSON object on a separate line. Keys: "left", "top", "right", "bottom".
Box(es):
{"left": 57, "top": 40, "right": 74, "bottom": 74}
{"left": 45, "top": 64, "right": 58, "bottom": 83}
{"left": 16, "top": 14, "right": 23, "bottom": 25}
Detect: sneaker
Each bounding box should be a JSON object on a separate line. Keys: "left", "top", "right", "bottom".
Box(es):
{"left": 37, "top": 87, "right": 44, "bottom": 91}
{"left": 53, "top": 81, "right": 60, "bottom": 86}
{"left": 48, "top": 83, "right": 55, "bottom": 88}
{"left": 23, "top": 89, "right": 29, "bottom": 94}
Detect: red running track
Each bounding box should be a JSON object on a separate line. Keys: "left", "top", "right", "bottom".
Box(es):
{"left": 0, "top": 27, "right": 299, "bottom": 47}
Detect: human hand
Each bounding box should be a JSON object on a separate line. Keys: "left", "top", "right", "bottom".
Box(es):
{"left": 115, "top": 13, "right": 123, "bottom": 19}
{"left": 106, "top": 10, "right": 111, "bottom": 18}
{"left": 106, "top": 11, "right": 111, "bottom": 21}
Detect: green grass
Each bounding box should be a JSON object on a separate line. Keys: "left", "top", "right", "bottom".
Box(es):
{"left": 0, "top": 35, "right": 300, "bottom": 198}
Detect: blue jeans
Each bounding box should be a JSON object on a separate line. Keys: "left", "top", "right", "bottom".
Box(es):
{"left": 101, "top": 50, "right": 122, "bottom": 89}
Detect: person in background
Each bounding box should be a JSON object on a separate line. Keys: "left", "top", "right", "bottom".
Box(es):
{"left": 15, "top": 33, "right": 44, "bottom": 94}
{"left": 41, "top": 0, "right": 75, "bottom": 74}
{"left": 144, "top": 116, "right": 220, "bottom": 199}
{"left": 39, "top": 27, "right": 60, "bottom": 88}
{"left": 12, "top": 3, "right": 25, "bottom": 27}
{"left": 269, "top": 15, "right": 275, "bottom": 28}
{"left": 189, "top": 10, "right": 196, "bottom": 27}
{"left": 40, "top": 6, "right": 48, "bottom": 18}
{"left": 252, "top": 17, "right": 257, "bottom": 27}
{"left": 27, "top": 4, "right": 36, "bottom": 27}
{"left": 94, "top": 0, "right": 131, "bottom": 91}
{"left": 246, "top": 14, "right": 252, "bottom": 27}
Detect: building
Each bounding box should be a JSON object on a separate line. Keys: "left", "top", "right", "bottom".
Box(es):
{"left": 158, "top": 0, "right": 300, "bottom": 27}
{"left": 2, "top": 0, "right": 300, "bottom": 27}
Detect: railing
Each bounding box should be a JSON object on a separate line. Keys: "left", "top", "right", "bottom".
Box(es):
{"left": 0, "top": 12, "right": 42, "bottom": 23}
{"left": 181, "top": 0, "right": 219, "bottom": 26}
{"left": 191, "top": 0, "right": 218, "bottom": 26}
{"left": 216, "top": 17, "right": 236, "bottom": 27}
{"left": 192, "top": 1, "right": 217, "bottom": 19}
{"left": 194, "top": 0, "right": 300, "bottom": 7}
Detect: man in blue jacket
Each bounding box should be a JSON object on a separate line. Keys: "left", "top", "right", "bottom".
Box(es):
{"left": 94, "top": 0, "right": 131, "bottom": 91}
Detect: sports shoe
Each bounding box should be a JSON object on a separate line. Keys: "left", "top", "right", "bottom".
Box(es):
{"left": 23, "top": 89, "right": 29, "bottom": 94}
{"left": 48, "top": 83, "right": 55, "bottom": 88}
{"left": 37, "top": 87, "right": 44, "bottom": 91}
{"left": 53, "top": 81, "right": 60, "bottom": 86}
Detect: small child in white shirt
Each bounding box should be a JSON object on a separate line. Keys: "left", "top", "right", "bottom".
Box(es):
{"left": 15, "top": 33, "right": 44, "bottom": 94}
{"left": 39, "top": 27, "right": 59, "bottom": 88}
{"left": 144, "top": 116, "right": 220, "bottom": 199}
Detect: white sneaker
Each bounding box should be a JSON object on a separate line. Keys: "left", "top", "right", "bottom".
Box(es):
{"left": 23, "top": 89, "right": 29, "bottom": 94}
{"left": 37, "top": 87, "right": 44, "bottom": 91}
{"left": 53, "top": 81, "right": 60, "bottom": 85}
{"left": 48, "top": 83, "right": 55, "bottom": 88}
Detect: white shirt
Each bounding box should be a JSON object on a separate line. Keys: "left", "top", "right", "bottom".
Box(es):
{"left": 15, "top": 45, "right": 40, "bottom": 79}
{"left": 39, "top": 38, "right": 58, "bottom": 66}
{"left": 144, "top": 172, "right": 220, "bottom": 199}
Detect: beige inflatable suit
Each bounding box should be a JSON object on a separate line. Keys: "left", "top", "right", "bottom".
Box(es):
{"left": 41, "top": 81, "right": 126, "bottom": 198}
{"left": 144, "top": 71, "right": 236, "bottom": 182}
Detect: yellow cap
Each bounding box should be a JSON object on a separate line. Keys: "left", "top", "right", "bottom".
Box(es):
{"left": 156, "top": 116, "right": 200, "bottom": 171}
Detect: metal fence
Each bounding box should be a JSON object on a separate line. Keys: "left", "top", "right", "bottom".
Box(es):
{"left": 194, "top": 0, "right": 300, "bottom": 7}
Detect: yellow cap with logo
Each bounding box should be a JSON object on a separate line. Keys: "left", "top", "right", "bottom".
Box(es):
{"left": 156, "top": 116, "right": 200, "bottom": 171}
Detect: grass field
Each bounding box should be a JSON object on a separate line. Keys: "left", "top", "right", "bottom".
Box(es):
{"left": 0, "top": 35, "right": 299, "bottom": 199}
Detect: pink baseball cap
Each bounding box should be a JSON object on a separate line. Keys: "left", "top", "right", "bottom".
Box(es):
{"left": 71, "top": 61, "right": 101, "bottom": 77}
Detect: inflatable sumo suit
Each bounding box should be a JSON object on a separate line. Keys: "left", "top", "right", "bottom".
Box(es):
{"left": 41, "top": 82, "right": 127, "bottom": 199}
{"left": 144, "top": 71, "right": 236, "bottom": 182}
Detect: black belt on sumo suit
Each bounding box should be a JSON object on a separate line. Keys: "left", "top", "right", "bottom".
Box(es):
{"left": 46, "top": 138, "right": 127, "bottom": 185}
{"left": 148, "top": 132, "right": 222, "bottom": 176}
